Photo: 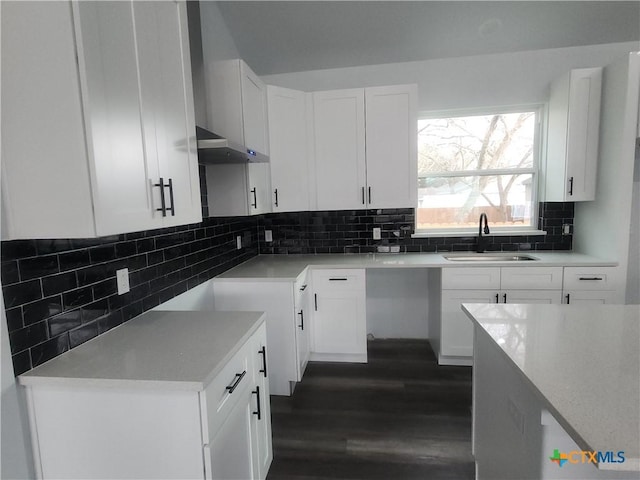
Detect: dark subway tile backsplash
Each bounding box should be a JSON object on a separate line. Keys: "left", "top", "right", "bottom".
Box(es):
{"left": 2, "top": 217, "right": 258, "bottom": 375}
{"left": 258, "top": 203, "right": 572, "bottom": 255}
{"left": 2, "top": 202, "right": 572, "bottom": 376}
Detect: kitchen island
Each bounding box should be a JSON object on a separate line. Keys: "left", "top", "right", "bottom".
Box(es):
{"left": 19, "top": 310, "right": 272, "bottom": 480}
{"left": 463, "top": 303, "right": 639, "bottom": 479}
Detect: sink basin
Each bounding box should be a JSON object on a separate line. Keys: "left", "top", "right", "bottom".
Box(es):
{"left": 443, "top": 254, "right": 538, "bottom": 262}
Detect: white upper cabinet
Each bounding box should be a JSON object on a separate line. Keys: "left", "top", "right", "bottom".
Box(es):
{"left": 311, "top": 85, "right": 418, "bottom": 211}
{"left": 267, "top": 86, "right": 311, "bottom": 212}
{"left": 1, "top": 1, "right": 201, "bottom": 240}
{"left": 364, "top": 85, "right": 418, "bottom": 209}
{"left": 206, "top": 59, "right": 269, "bottom": 156}
{"left": 312, "top": 89, "right": 367, "bottom": 210}
{"left": 544, "top": 67, "right": 602, "bottom": 202}
{"left": 205, "top": 163, "right": 272, "bottom": 216}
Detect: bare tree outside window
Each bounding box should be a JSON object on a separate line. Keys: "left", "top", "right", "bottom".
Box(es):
{"left": 417, "top": 111, "right": 538, "bottom": 231}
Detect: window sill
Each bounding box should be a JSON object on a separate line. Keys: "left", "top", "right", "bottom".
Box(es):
{"left": 411, "top": 229, "right": 547, "bottom": 239}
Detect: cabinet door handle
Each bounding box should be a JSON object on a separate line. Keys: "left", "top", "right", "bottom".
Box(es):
{"left": 251, "top": 188, "right": 257, "bottom": 209}
{"left": 298, "top": 310, "right": 304, "bottom": 330}
{"left": 274, "top": 188, "right": 279, "bottom": 207}
{"left": 368, "top": 186, "right": 372, "bottom": 204}
{"left": 502, "top": 293, "right": 507, "bottom": 303}
{"left": 578, "top": 277, "right": 604, "bottom": 281}
{"left": 329, "top": 278, "right": 348, "bottom": 281}
{"left": 258, "top": 346, "right": 267, "bottom": 378}
{"left": 154, "top": 177, "right": 167, "bottom": 217}
{"left": 568, "top": 176, "right": 574, "bottom": 196}
{"left": 495, "top": 293, "right": 499, "bottom": 303}
{"left": 314, "top": 293, "right": 318, "bottom": 311}
{"left": 225, "top": 370, "right": 246, "bottom": 393}
{"left": 252, "top": 386, "right": 262, "bottom": 420}
{"left": 565, "top": 293, "right": 571, "bottom": 304}
{"left": 361, "top": 187, "right": 365, "bottom": 205}
{"left": 167, "top": 178, "right": 175, "bottom": 216}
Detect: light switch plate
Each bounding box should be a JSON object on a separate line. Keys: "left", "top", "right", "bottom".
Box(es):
{"left": 236, "top": 236, "right": 242, "bottom": 249}
{"left": 116, "top": 268, "right": 130, "bottom": 295}
{"left": 264, "top": 230, "right": 273, "bottom": 242}
{"left": 373, "top": 227, "right": 381, "bottom": 240}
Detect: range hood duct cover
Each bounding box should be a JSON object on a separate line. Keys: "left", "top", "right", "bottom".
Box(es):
{"left": 196, "top": 126, "right": 269, "bottom": 164}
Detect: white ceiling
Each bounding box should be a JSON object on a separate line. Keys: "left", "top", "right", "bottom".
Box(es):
{"left": 216, "top": 1, "right": 640, "bottom": 75}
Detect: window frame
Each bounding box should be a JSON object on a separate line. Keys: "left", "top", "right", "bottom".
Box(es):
{"left": 413, "top": 104, "right": 545, "bottom": 238}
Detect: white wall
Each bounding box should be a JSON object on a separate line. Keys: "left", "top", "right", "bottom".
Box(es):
{"left": 263, "top": 42, "right": 639, "bottom": 112}
{"left": 366, "top": 269, "right": 430, "bottom": 339}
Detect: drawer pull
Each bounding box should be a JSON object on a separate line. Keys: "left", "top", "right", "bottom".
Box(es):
{"left": 578, "top": 277, "right": 604, "bottom": 281}
{"left": 225, "top": 370, "right": 246, "bottom": 393}
{"left": 252, "top": 386, "right": 262, "bottom": 420}
{"left": 329, "top": 278, "right": 348, "bottom": 281}
{"left": 258, "top": 346, "right": 267, "bottom": 378}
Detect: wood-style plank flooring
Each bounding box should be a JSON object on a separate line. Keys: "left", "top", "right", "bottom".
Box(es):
{"left": 266, "top": 339, "right": 475, "bottom": 480}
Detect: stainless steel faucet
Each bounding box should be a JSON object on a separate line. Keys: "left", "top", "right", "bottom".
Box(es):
{"left": 477, "top": 213, "right": 490, "bottom": 253}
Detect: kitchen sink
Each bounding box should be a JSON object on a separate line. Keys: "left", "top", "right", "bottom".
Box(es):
{"left": 443, "top": 254, "right": 539, "bottom": 262}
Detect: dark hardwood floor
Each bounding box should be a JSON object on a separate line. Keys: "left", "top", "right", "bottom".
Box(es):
{"left": 266, "top": 339, "right": 475, "bottom": 480}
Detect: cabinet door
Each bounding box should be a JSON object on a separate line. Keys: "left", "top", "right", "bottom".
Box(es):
{"left": 364, "top": 85, "right": 418, "bottom": 208}
{"left": 240, "top": 61, "right": 269, "bottom": 156}
{"left": 312, "top": 89, "right": 366, "bottom": 210}
{"left": 294, "top": 275, "right": 311, "bottom": 379}
{"left": 564, "top": 290, "right": 617, "bottom": 305}
{"left": 76, "top": 1, "right": 159, "bottom": 236}
{"left": 267, "top": 86, "right": 311, "bottom": 212}
{"left": 133, "top": 1, "right": 201, "bottom": 227}
{"left": 1, "top": 1, "right": 96, "bottom": 239}
{"left": 502, "top": 290, "right": 562, "bottom": 304}
{"left": 251, "top": 324, "right": 272, "bottom": 480}
{"left": 441, "top": 290, "right": 498, "bottom": 357}
{"left": 500, "top": 267, "right": 563, "bottom": 290}
{"left": 311, "top": 269, "right": 367, "bottom": 361}
{"left": 206, "top": 388, "right": 256, "bottom": 480}
{"left": 247, "top": 163, "right": 273, "bottom": 215}
{"left": 545, "top": 67, "right": 602, "bottom": 202}
{"left": 564, "top": 68, "right": 602, "bottom": 201}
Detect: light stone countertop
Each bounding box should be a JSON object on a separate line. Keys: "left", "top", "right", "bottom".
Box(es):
{"left": 213, "top": 252, "right": 617, "bottom": 281}
{"left": 18, "top": 310, "right": 265, "bottom": 391}
{"left": 462, "top": 303, "right": 640, "bottom": 472}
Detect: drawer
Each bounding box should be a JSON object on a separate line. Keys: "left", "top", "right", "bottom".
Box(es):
{"left": 201, "top": 341, "right": 251, "bottom": 440}
{"left": 501, "top": 267, "right": 563, "bottom": 290}
{"left": 312, "top": 269, "right": 365, "bottom": 292}
{"left": 563, "top": 267, "right": 620, "bottom": 291}
{"left": 441, "top": 267, "right": 500, "bottom": 290}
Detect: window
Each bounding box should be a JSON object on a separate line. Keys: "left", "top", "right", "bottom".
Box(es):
{"left": 416, "top": 109, "right": 540, "bottom": 234}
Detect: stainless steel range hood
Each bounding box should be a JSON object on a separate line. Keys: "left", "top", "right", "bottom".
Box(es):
{"left": 196, "top": 126, "right": 269, "bottom": 164}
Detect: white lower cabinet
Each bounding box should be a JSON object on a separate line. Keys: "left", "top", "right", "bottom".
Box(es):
{"left": 439, "top": 267, "right": 563, "bottom": 365}
{"left": 562, "top": 266, "right": 623, "bottom": 304}
{"left": 22, "top": 319, "right": 271, "bottom": 480}
{"left": 310, "top": 269, "right": 367, "bottom": 363}
{"left": 212, "top": 278, "right": 307, "bottom": 396}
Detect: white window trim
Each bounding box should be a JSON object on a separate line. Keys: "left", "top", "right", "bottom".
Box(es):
{"left": 415, "top": 105, "right": 544, "bottom": 238}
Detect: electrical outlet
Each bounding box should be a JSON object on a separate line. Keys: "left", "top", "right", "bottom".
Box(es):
{"left": 236, "top": 236, "right": 242, "bottom": 250}
{"left": 116, "top": 268, "right": 130, "bottom": 295}
{"left": 562, "top": 224, "right": 572, "bottom": 235}
{"left": 264, "top": 230, "right": 273, "bottom": 242}
{"left": 373, "top": 227, "right": 381, "bottom": 240}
